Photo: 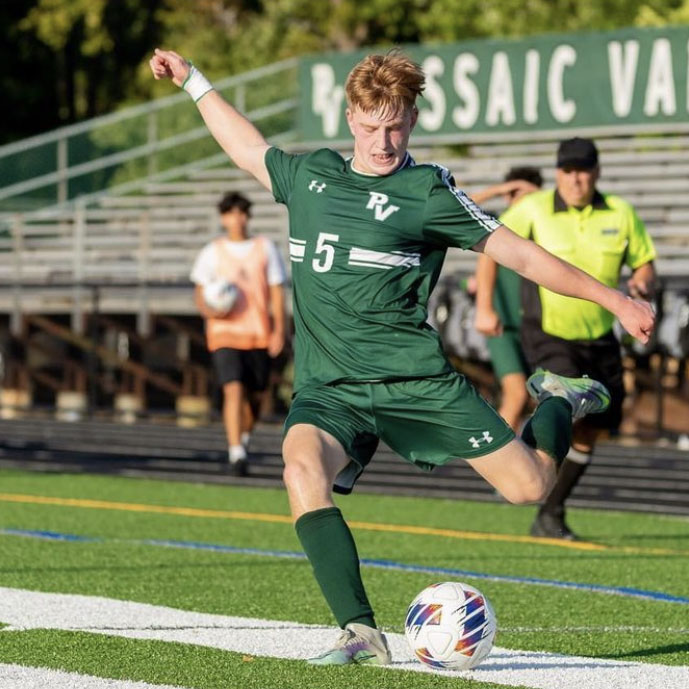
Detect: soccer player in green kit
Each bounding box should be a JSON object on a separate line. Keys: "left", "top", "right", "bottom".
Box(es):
{"left": 150, "top": 48, "right": 655, "bottom": 665}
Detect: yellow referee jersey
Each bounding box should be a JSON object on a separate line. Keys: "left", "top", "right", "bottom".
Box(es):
{"left": 500, "top": 189, "right": 656, "bottom": 340}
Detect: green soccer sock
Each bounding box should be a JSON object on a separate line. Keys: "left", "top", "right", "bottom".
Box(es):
{"left": 295, "top": 506, "right": 376, "bottom": 629}
{"left": 521, "top": 396, "right": 573, "bottom": 465}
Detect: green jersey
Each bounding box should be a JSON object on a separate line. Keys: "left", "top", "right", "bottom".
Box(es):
{"left": 265, "top": 147, "right": 499, "bottom": 391}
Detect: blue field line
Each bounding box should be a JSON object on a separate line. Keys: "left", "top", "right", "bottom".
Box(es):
{"left": 3, "top": 528, "right": 688, "bottom": 605}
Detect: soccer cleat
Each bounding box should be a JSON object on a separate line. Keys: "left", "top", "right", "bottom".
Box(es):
{"left": 225, "top": 458, "right": 249, "bottom": 477}
{"left": 530, "top": 510, "right": 579, "bottom": 541}
{"left": 526, "top": 370, "right": 611, "bottom": 421}
{"left": 308, "top": 623, "right": 392, "bottom": 666}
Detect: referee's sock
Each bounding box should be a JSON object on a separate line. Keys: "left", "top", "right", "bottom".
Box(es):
{"left": 520, "top": 396, "right": 572, "bottom": 465}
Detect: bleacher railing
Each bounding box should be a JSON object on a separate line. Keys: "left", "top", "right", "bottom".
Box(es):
{"left": 0, "top": 58, "right": 298, "bottom": 220}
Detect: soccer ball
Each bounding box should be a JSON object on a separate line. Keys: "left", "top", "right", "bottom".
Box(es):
{"left": 203, "top": 279, "right": 239, "bottom": 313}
{"left": 404, "top": 581, "right": 496, "bottom": 671}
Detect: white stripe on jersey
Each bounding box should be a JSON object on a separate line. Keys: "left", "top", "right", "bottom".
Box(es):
{"left": 349, "top": 260, "right": 394, "bottom": 270}
{"left": 348, "top": 247, "right": 421, "bottom": 269}
{"left": 289, "top": 238, "right": 306, "bottom": 262}
{"left": 435, "top": 165, "right": 501, "bottom": 233}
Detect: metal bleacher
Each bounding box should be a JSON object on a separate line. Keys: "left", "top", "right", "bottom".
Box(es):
{"left": 0, "top": 49, "right": 688, "bottom": 323}
{"left": 3, "top": 135, "right": 689, "bottom": 318}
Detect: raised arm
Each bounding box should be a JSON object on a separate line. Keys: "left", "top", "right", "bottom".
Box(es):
{"left": 473, "top": 253, "right": 502, "bottom": 337}
{"left": 475, "top": 225, "right": 655, "bottom": 343}
{"left": 149, "top": 49, "right": 272, "bottom": 191}
{"left": 470, "top": 179, "right": 540, "bottom": 206}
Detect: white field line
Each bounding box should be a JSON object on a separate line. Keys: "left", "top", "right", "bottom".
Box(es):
{"left": 1, "top": 588, "right": 688, "bottom": 689}
{"left": 0, "top": 664, "right": 182, "bottom": 689}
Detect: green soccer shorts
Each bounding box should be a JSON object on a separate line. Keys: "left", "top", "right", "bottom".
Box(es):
{"left": 486, "top": 328, "right": 530, "bottom": 381}
{"left": 284, "top": 371, "right": 515, "bottom": 494}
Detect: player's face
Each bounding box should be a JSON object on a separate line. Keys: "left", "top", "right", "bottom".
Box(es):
{"left": 346, "top": 105, "right": 417, "bottom": 176}
{"left": 221, "top": 208, "right": 249, "bottom": 240}
{"left": 556, "top": 165, "right": 599, "bottom": 208}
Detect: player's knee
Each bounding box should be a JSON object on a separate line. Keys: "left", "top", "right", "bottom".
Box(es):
{"left": 282, "top": 454, "right": 322, "bottom": 494}
{"left": 501, "top": 473, "right": 549, "bottom": 505}
{"left": 282, "top": 456, "right": 305, "bottom": 491}
{"left": 513, "top": 386, "right": 530, "bottom": 408}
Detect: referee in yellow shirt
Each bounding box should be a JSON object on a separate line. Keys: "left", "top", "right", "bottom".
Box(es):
{"left": 501, "top": 138, "right": 657, "bottom": 540}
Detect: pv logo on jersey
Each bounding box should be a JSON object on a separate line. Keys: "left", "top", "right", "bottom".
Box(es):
{"left": 367, "top": 192, "right": 399, "bottom": 222}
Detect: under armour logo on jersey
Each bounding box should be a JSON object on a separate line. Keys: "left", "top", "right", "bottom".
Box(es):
{"left": 366, "top": 192, "right": 400, "bottom": 222}
{"left": 468, "top": 431, "right": 494, "bottom": 449}
{"left": 309, "top": 179, "right": 327, "bottom": 193}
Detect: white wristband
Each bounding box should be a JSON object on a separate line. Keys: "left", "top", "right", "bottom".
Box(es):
{"left": 182, "top": 65, "right": 214, "bottom": 103}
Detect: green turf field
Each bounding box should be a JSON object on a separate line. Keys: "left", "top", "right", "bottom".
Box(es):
{"left": 0, "top": 468, "right": 688, "bottom": 688}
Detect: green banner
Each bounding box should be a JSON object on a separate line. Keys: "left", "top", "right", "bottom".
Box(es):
{"left": 298, "top": 26, "right": 689, "bottom": 141}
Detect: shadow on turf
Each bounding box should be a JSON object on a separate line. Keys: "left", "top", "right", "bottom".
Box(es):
{"left": 606, "top": 641, "right": 689, "bottom": 659}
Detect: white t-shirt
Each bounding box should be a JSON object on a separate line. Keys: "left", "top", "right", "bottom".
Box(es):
{"left": 190, "top": 236, "right": 287, "bottom": 287}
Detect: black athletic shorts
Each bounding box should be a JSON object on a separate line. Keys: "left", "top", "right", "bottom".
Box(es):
{"left": 521, "top": 325, "right": 624, "bottom": 431}
{"left": 211, "top": 347, "right": 270, "bottom": 391}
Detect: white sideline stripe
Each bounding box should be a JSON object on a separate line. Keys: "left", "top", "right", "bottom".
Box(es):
{"left": 1, "top": 588, "right": 687, "bottom": 689}
{"left": 0, "top": 663, "right": 182, "bottom": 689}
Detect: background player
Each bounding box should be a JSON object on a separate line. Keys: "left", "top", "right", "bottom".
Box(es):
{"left": 472, "top": 167, "right": 543, "bottom": 430}
{"left": 191, "top": 191, "right": 286, "bottom": 475}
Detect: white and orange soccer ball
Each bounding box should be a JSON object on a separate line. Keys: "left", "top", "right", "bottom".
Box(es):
{"left": 404, "top": 581, "right": 497, "bottom": 671}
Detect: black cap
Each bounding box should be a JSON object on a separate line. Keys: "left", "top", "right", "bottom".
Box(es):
{"left": 556, "top": 137, "right": 598, "bottom": 169}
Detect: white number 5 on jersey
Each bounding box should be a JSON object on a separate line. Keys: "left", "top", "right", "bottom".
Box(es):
{"left": 312, "top": 232, "right": 340, "bottom": 273}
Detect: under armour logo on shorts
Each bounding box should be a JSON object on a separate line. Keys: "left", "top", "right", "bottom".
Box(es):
{"left": 469, "top": 431, "right": 494, "bottom": 448}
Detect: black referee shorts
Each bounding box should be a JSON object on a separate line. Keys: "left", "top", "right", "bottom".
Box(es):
{"left": 521, "top": 326, "right": 624, "bottom": 431}
{"left": 211, "top": 347, "right": 270, "bottom": 392}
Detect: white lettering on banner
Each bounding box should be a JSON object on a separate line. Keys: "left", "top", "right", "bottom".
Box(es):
{"left": 523, "top": 49, "right": 540, "bottom": 124}
{"left": 548, "top": 44, "right": 577, "bottom": 122}
{"left": 366, "top": 192, "right": 400, "bottom": 222}
{"left": 608, "top": 40, "right": 640, "bottom": 117}
{"left": 645, "top": 38, "right": 676, "bottom": 116}
{"left": 311, "top": 63, "right": 345, "bottom": 138}
{"left": 419, "top": 55, "right": 446, "bottom": 131}
{"left": 485, "top": 51, "right": 516, "bottom": 126}
{"left": 307, "top": 30, "right": 689, "bottom": 139}
{"left": 453, "top": 53, "right": 480, "bottom": 129}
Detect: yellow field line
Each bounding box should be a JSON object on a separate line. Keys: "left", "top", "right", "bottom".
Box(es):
{"left": 346, "top": 519, "right": 607, "bottom": 551}
{"left": 0, "top": 492, "right": 683, "bottom": 555}
{"left": 0, "top": 492, "right": 292, "bottom": 525}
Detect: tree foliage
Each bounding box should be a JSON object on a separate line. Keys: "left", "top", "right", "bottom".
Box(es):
{"left": 4, "top": 0, "right": 687, "bottom": 144}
